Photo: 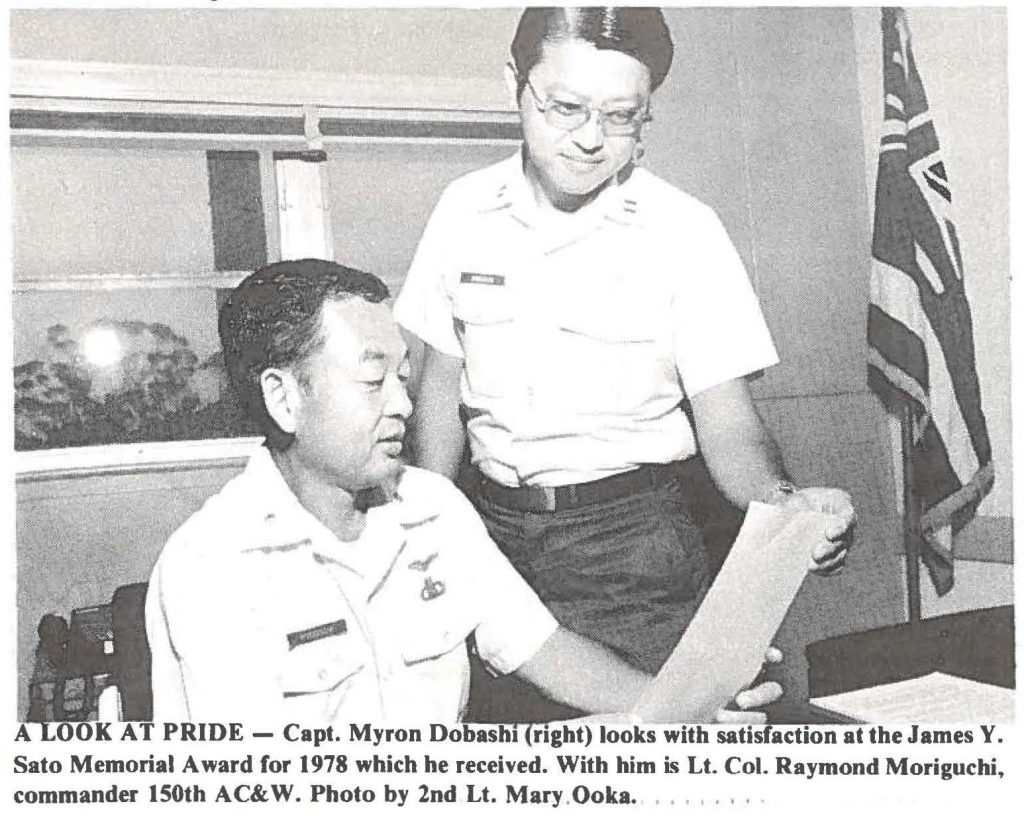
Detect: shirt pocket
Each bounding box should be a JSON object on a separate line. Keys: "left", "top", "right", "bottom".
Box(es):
{"left": 278, "top": 641, "right": 365, "bottom": 699}
{"left": 452, "top": 283, "right": 516, "bottom": 398}
{"left": 556, "top": 307, "right": 666, "bottom": 414}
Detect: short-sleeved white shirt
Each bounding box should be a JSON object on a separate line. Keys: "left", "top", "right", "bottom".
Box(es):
{"left": 146, "top": 448, "right": 558, "bottom": 724}
{"left": 394, "top": 153, "right": 779, "bottom": 487}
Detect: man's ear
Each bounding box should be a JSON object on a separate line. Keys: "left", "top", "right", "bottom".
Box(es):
{"left": 260, "top": 367, "right": 301, "bottom": 437}
{"left": 503, "top": 62, "right": 520, "bottom": 108}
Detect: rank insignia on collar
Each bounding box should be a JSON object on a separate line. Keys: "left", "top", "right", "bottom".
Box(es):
{"left": 421, "top": 576, "right": 446, "bottom": 601}
{"left": 408, "top": 553, "right": 437, "bottom": 572}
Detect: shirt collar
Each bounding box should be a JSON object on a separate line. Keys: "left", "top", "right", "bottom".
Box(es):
{"left": 479, "top": 149, "right": 642, "bottom": 229}
{"left": 237, "top": 448, "right": 438, "bottom": 562}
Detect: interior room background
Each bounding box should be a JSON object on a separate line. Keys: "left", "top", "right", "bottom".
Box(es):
{"left": 10, "top": 7, "right": 1010, "bottom": 719}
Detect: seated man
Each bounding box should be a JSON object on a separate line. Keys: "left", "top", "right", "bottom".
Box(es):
{"left": 146, "top": 259, "right": 780, "bottom": 723}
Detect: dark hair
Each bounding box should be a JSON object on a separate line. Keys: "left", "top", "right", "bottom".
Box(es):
{"left": 510, "top": 7, "right": 673, "bottom": 93}
{"left": 219, "top": 258, "right": 390, "bottom": 450}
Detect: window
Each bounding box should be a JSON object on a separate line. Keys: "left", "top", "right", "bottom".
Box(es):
{"left": 11, "top": 59, "right": 518, "bottom": 475}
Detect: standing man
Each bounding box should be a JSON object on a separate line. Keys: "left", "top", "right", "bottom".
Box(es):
{"left": 146, "top": 259, "right": 781, "bottom": 723}
{"left": 395, "top": 8, "right": 855, "bottom": 720}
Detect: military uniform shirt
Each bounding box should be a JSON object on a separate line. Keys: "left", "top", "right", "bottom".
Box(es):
{"left": 146, "top": 447, "right": 559, "bottom": 724}
{"left": 394, "top": 153, "right": 779, "bottom": 488}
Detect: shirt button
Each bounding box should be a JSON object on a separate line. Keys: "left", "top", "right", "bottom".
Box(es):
{"left": 318, "top": 669, "right": 328, "bottom": 680}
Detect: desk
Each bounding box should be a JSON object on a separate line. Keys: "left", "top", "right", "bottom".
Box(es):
{"left": 770, "top": 605, "right": 1014, "bottom": 724}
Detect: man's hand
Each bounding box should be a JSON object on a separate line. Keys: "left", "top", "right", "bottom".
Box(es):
{"left": 715, "top": 647, "right": 784, "bottom": 724}
{"left": 774, "top": 486, "right": 856, "bottom": 575}
{"left": 690, "top": 380, "right": 855, "bottom": 576}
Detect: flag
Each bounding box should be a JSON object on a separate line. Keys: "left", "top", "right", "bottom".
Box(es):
{"left": 866, "top": 8, "right": 994, "bottom": 596}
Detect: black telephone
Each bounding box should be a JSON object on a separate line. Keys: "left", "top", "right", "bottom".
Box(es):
{"left": 28, "top": 604, "right": 115, "bottom": 722}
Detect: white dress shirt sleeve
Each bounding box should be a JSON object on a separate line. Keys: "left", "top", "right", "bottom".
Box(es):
{"left": 671, "top": 206, "right": 780, "bottom": 396}
{"left": 393, "top": 189, "right": 464, "bottom": 358}
{"left": 439, "top": 483, "right": 559, "bottom": 675}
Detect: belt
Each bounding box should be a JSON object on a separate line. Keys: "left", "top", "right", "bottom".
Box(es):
{"left": 475, "top": 465, "right": 677, "bottom": 513}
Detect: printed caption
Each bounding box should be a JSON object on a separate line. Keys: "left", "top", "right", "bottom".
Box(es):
{"left": 8, "top": 721, "right": 1011, "bottom": 808}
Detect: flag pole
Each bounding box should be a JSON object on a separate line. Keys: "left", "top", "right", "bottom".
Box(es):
{"left": 900, "top": 401, "right": 922, "bottom": 622}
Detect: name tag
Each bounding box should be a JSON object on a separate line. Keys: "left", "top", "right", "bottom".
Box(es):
{"left": 460, "top": 272, "right": 505, "bottom": 286}
{"left": 287, "top": 619, "right": 347, "bottom": 649}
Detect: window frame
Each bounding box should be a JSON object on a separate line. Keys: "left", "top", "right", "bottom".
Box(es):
{"left": 11, "top": 59, "right": 519, "bottom": 479}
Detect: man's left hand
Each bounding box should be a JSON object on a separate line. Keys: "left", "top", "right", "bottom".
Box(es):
{"left": 777, "top": 487, "right": 856, "bottom": 575}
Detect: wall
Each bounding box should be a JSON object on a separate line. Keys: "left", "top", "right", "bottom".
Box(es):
{"left": 697, "top": 7, "right": 904, "bottom": 701}
{"left": 637, "top": 8, "right": 906, "bottom": 700}
{"left": 13, "top": 8, "right": 1008, "bottom": 715}
{"left": 9, "top": 8, "right": 521, "bottom": 79}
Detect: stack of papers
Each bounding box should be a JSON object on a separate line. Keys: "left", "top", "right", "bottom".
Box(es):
{"left": 809, "top": 672, "right": 1015, "bottom": 723}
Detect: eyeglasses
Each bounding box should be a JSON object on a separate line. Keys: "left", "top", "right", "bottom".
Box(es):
{"left": 522, "top": 77, "right": 652, "bottom": 137}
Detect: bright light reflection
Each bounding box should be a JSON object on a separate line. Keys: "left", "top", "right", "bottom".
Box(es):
{"left": 81, "top": 326, "right": 122, "bottom": 367}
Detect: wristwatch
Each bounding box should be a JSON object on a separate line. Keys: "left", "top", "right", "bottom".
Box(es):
{"left": 763, "top": 480, "right": 798, "bottom": 505}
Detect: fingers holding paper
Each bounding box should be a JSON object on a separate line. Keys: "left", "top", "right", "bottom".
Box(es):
{"left": 715, "top": 681, "right": 783, "bottom": 724}
{"left": 811, "top": 542, "right": 847, "bottom": 574}
{"left": 780, "top": 486, "right": 856, "bottom": 574}
{"left": 715, "top": 648, "right": 784, "bottom": 724}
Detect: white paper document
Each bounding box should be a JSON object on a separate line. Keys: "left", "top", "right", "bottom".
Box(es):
{"left": 633, "top": 502, "right": 823, "bottom": 722}
{"left": 809, "top": 671, "right": 1015, "bottom": 723}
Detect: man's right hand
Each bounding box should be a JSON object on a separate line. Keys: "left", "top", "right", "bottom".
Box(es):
{"left": 714, "top": 647, "right": 784, "bottom": 724}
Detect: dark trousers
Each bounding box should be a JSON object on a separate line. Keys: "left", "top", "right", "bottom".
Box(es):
{"left": 465, "top": 469, "right": 712, "bottom": 723}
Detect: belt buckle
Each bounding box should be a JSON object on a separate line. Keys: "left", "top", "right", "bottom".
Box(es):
{"left": 540, "top": 485, "right": 580, "bottom": 511}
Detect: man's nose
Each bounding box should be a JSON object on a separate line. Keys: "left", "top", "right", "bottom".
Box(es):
{"left": 571, "top": 112, "right": 605, "bottom": 151}
{"left": 387, "top": 375, "right": 413, "bottom": 419}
